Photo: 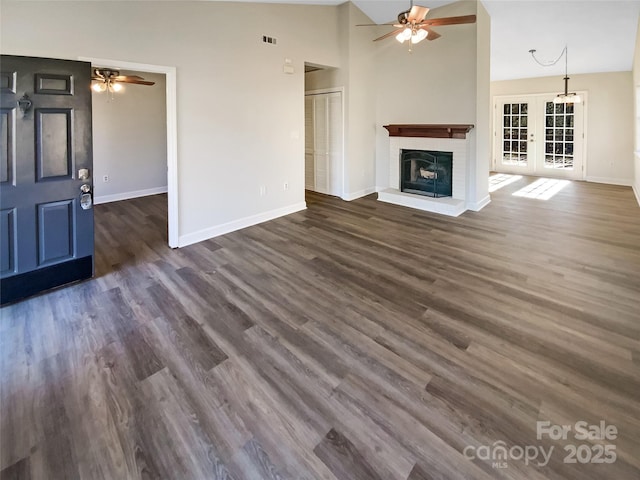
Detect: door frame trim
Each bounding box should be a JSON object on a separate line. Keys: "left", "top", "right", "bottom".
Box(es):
{"left": 305, "top": 87, "right": 346, "bottom": 200}
{"left": 78, "top": 56, "right": 179, "bottom": 248}
{"left": 492, "top": 91, "right": 588, "bottom": 180}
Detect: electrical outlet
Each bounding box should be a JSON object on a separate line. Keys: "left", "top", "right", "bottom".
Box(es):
{"left": 259, "top": 185, "right": 266, "bottom": 196}
{"left": 283, "top": 182, "right": 289, "bottom": 191}
{"left": 102, "top": 175, "right": 109, "bottom": 183}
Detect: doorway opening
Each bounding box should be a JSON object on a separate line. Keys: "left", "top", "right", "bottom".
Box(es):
{"left": 304, "top": 62, "right": 345, "bottom": 199}
{"left": 79, "top": 57, "right": 178, "bottom": 247}
{"left": 92, "top": 68, "right": 167, "bottom": 205}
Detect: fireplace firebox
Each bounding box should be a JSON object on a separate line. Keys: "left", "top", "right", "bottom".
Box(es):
{"left": 400, "top": 149, "right": 453, "bottom": 198}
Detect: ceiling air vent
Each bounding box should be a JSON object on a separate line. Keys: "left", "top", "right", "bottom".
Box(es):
{"left": 262, "top": 35, "right": 277, "bottom": 45}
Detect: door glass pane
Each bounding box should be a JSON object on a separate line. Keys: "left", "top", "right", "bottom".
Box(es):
{"left": 501, "top": 102, "right": 528, "bottom": 166}
{"left": 566, "top": 115, "right": 574, "bottom": 127}
{"left": 544, "top": 101, "right": 575, "bottom": 170}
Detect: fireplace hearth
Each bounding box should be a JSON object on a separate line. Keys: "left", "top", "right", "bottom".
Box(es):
{"left": 400, "top": 149, "right": 453, "bottom": 198}
{"left": 379, "top": 124, "right": 474, "bottom": 217}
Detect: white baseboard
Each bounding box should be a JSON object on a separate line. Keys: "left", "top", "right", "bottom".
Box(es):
{"left": 585, "top": 176, "right": 633, "bottom": 187}
{"left": 633, "top": 184, "right": 640, "bottom": 207}
{"left": 342, "top": 187, "right": 376, "bottom": 201}
{"left": 178, "top": 202, "right": 307, "bottom": 248}
{"left": 467, "top": 195, "right": 491, "bottom": 212}
{"left": 94, "top": 186, "right": 168, "bottom": 205}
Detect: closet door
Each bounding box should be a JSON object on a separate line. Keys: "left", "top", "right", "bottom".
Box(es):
{"left": 327, "top": 92, "right": 343, "bottom": 197}
{"left": 313, "top": 96, "right": 330, "bottom": 194}
{"left": 304, "top": 91, "right": 343, "bottom": 196}
{"left": 304, "top": 96, "right": 315, "bottom": 189}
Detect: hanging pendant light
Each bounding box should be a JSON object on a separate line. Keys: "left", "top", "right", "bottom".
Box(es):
{"left": 553, "top": 47, "right": 581, "bottom": 104}
{"left": 530, "top": 46, "right": 581, "bottom": 104}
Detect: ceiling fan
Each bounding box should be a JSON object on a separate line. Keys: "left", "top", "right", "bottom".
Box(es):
{"left": 91, "top": 68, "right": 155, "bottom": 93}
{"left": 358, "top": 1, "right": 476, "bottom": 50}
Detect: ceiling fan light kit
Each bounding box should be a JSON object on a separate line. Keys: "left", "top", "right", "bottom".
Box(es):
{"left": 396, "top": 27, "right": 428, "bottom": 44}
{"left": 357, "top": 2, "right": 476, "bottom": 52}
{"left": 91, "top": 82, "right": 107, "bottom": 93}
{"left": 91, "top": 67, "right": 155, "bottom": 95}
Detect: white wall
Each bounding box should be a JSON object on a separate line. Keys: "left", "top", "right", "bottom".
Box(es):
{"left": 633, "top": 15, "right": 640, "bottom": 205}
{"left": 491, "top": 71, "right": 635, "bottom": 186}
{"left": 92, "top": 70, "right": 167, "bottom": 203}
{"left": 306, "top": 0, "right": 490, "bottom": 206}
{"left": 472, "top": 1, "right": 491, "bottom": 210}
{"left": 340, "top": 2, "right": 377, "bottom": 200}
{"left": 304, "top": 2, "right": 377, "bottom": 200}
{"left": 374, "top": 0, "right": 490, "bottom": 209}
{"left": 2, "top": 0, "right": 493, "bottom": 245}
{"left": 0, "top": 1, "right": 341, "bottom": 246}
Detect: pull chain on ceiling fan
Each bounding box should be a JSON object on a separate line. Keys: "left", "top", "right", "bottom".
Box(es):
{"left": 357, "top": 1, "right": 476, "bottom": 52}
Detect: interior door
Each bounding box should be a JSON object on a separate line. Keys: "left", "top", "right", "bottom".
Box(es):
{"left": 304, "top": 96, "right": 315, "bottom": 190}
{"left": 494, "top": 95, "right": 584, "bottom": 180}
{"left": 1, "top": 55, "right": 94, "bottom": 305}
{"left": 304, "top": 91, "right": 343, "bottom": 197}
{"left": 312, "top": 95, "right": 330, "bottom": 194}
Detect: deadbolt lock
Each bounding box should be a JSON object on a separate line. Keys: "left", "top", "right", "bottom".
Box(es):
{"left": 80, "top": 184, "right": 92, "bottom": 210}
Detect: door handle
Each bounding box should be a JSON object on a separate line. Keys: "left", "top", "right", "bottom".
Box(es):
{"left": 80, "top": 184, "right": 92, "bottom": 210}
{"left": 18, "top": 93, "right": 33, "bottom": 115}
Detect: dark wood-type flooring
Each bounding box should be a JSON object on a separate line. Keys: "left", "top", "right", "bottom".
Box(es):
{"left": 1, "top": 176, "right": 640, "bottom": 479}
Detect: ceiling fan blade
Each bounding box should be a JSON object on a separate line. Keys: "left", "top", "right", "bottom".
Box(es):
{"left": 373, "top": 28, "right": 404, "bottom": 42}
{"left": 420, "top": 26, "right": 441, "bottom": 41}
{"left": 117, "top": 78, "right": 156, "bottom": 86}
{"left": 114, "top": 75, "right": 145, "bottom": 82}
{"left": 356, "top": 23, "right": 395, "bottom": 27}
{"left": 113, "top": 75, "right": 155, "bottom": 85}
{"left": 407, "top": 5, "right": 429, "bottom": 22}
{"left": 420, "top": 14, "right": 477, "bottom": 27}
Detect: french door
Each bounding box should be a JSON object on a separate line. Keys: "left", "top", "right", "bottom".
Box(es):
{"left": 494, "top": 94, "right": 585, "bottom": 180}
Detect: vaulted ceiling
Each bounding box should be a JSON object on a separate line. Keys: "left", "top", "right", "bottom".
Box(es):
{"left": 230, "top": 0, "right": 640, "bottom": 81}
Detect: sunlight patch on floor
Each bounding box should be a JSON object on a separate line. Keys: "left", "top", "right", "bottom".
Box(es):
{"left": 489, "top": 173, "right": 523, "bottom": 192}
{"left": 512, "top": 178, "right": 570, "bottom": 200}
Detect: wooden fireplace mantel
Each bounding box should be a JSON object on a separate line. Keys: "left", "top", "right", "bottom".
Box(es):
{"left": 383, "top": 124, "right": 474, "bottom": 139}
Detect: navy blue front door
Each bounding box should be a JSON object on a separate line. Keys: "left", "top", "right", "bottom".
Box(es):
{"left": 1, "top": 55, "right": 94, "bottom": 305}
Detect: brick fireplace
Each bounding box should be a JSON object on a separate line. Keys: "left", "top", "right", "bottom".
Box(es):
{"left": 378, "top": 124, "right": 474, "bottom": 217}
